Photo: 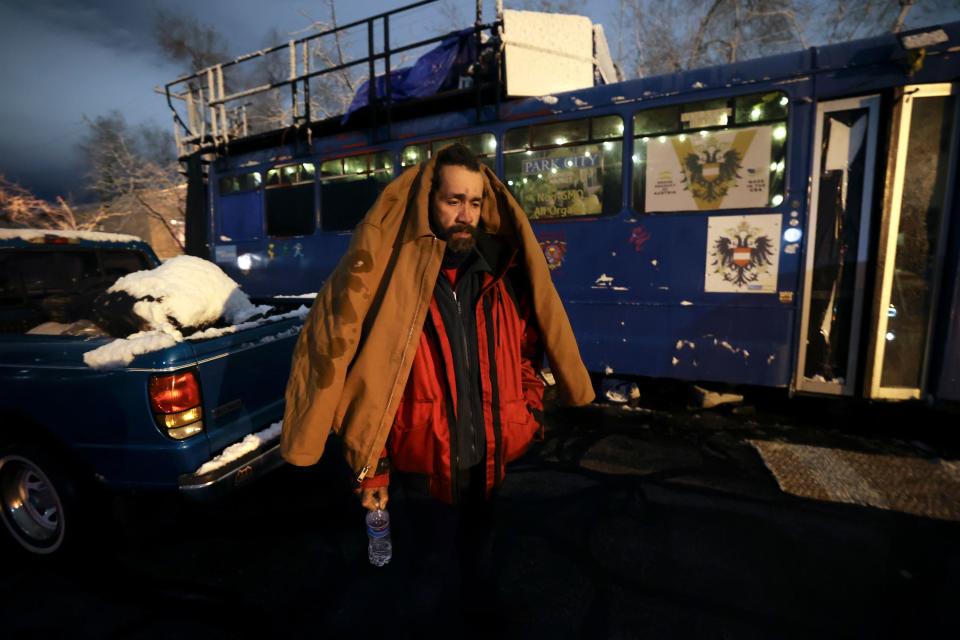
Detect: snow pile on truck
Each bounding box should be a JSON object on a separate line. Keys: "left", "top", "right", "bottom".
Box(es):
{"left": 84, "top": 256, "right": 308, "bottom": 369}
{"left": 101, "top": 255, "right": 272, "bottom": 339}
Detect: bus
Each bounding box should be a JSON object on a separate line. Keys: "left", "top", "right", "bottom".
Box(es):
{"left": 163, "top": 2, "right": 960, "bottom": 405}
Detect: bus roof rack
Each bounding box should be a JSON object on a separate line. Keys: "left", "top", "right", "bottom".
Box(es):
{"left": 162, "top": 0, "right": 501, "bottom": 159}
{"left": 161, "top": 1, "right": 620, "bottom": 160}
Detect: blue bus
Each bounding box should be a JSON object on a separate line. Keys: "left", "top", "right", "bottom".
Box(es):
{"left": 165, "top": 2, "right": 960, "bottom": 405}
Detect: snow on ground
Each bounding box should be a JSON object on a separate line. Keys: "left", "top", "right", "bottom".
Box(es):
{"left": 109, "top": 255, "right": 271, "bottom": 338}
{"left": 603, "top": 381, "right": 640, "bottom": 404}
{"left": 83, "top": 331, "right": 178, "bottom": 369}
{"left": 0, "top": 228, "right": 140, "bottom": 243}
{"left": 605, "top": 388, "right": 628, "bottom": 403}
{"left": 194, "top": 421, "right": 282, "bottom": 476}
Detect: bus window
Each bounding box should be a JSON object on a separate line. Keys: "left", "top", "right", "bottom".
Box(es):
{"left": 400, "top": 132, "right": 496, "bottom": 170}
{"left": 592, "top": 115, "right": 626, "bottom": 139}
{"left": 503, "top": 115, "right": 624, "bottom": 220}
{"left": 219, "top": 171, "right": 262, "bottom": 194}
{"left": 633, "top": 90, "right": 788, "bottom": 214}
{"left": 319, "top": 152, "right": 393, "bottom": 232}
{"left": 530, "top": 120, "right": 589, "bottom": 147}
{"left": 265, "top": 162, "right": 316, "bottom": 237}
{"left": 218, "top": 170, "right": 263, "bottom": 240}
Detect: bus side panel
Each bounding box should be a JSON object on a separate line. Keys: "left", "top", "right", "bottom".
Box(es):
{"left": 567, "top": 301, "right": 794, "bottom": 387}
{"left": 214, "top": 232, "right": 354, "bottom": 299}
{"left": 217, "top": 190, "right": 264, "bottom": 242}
{"left": 541, "top": 211, "right": 796, "bottom": 387}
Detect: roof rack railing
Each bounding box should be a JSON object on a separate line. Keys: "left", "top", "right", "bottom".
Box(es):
{"left": 163, "top": 0, "right": 499, "bottom": 159}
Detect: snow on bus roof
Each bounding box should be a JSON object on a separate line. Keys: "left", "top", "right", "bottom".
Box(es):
{"left": 0, "top": 228, "right": 141, "bottom": 244}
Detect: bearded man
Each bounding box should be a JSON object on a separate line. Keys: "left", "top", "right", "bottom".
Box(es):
{"left": 281, "top": 142, "right": 593, "bottom": 623}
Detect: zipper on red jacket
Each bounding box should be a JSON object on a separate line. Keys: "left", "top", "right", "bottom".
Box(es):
{"left": 482, "top": 292, "right": 504, "bottom": 486}
{"left": 452, "top": 290, "right": 472, "bottom": 377}
{"left": 496, "top": 287, "right": 503, "bottom": 350}
{"left": 426, "top": 314, "right": 460, "bottom": 505}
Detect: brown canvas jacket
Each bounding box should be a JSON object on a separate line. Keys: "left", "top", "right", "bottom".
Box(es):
{"left": 280, "top": 155, "right": 594, "bottom": 482}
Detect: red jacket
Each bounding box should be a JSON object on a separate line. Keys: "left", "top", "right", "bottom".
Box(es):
{"left": 362, "top": 241, "right": 544, "bottom": 503}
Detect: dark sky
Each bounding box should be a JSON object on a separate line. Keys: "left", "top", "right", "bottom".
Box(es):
{"left": 0, "top": 0, "right": 509, "bottom": 201}
{"left": 1, "top": 1, "right": 956, "bottom": 202}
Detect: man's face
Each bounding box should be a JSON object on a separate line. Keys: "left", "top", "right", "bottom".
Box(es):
{"left": 430, "top": 164, "right": 483, "bottom": 254}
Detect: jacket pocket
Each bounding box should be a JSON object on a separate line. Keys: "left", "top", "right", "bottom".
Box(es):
{"left": 389, "top": 398, "right": 438, "bottom": 474}
{"left": 501, "top": 400, "right": 539, "bottom": 464}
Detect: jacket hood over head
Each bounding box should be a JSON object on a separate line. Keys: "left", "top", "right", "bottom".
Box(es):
{"left": 280, "top": 151, "right": 595, "bottom": 475}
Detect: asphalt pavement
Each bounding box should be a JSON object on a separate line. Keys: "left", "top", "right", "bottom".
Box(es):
{"left": 3, "top": 384, "right": 959, "bottom": 639}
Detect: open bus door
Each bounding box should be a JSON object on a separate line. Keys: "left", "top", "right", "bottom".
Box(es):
{"left": 797, "top": 85, "right": 959, "bottom": 400}
{"left": 796, "top": 95, "right": 882, "bottom": 396}
{"left": 863, "top": 83, "right": 959, "bottom": 401}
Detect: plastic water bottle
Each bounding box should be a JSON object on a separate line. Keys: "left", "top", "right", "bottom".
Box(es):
{"left": 366, "top": 508, "right": 392, "bottom": 567}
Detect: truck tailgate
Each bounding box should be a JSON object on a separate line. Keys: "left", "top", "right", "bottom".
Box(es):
{"left": 188, "top": 316, "right": 303, "bottom": 456}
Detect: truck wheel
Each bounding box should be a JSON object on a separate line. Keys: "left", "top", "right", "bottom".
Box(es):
{"left": 0, "top": 444, "right": 77, "bottom": 555}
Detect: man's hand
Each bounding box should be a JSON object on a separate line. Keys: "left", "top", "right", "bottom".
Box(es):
{"left": 357, "top": 486, "right": 389, "bottom": 511}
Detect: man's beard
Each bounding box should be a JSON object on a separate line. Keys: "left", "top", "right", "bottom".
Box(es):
{"left": 442, "top": 223, "right": 479, "bottom": 254}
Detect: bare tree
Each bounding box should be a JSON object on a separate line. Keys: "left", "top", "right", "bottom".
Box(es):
{"left": 295, "top": 0, "right": 367, "bottom": 119}
{"left": 0, "top": 175, "right": 122, "bottom": 231}
{"left": 700, "top": 0, "right": 808, "bottom": 63}
{"left": 618, "top": 0, "right": 948, "bottom": 79}
{"left": 229, "top": 0, "right": 370, "bottom": 133}
{"left": 154, "top": 10, "right": 230, "bottom": 72}
{"left": 236, "top": 27, "right": 299, "bottom": 133}
{"left": 78, "top": 112, "right": 185, "bottom": 250}
{"left": 891, "top": 0, "right": 916, "bottom": 33}
{"left": 520, "top": 0, "right": 581, "bottom": 13}
{"left": 153, "top": 10, "right": 245, "bottom": 146}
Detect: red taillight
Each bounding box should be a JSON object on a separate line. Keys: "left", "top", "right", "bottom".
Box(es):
{"left": 149, "top": 371, "right": 201, "bottom": 414}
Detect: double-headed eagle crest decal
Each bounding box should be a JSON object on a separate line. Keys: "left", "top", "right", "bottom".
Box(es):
{"left": 682, "top": 146, "right": 744, "bottom": 204}
{"left": 710, "top": 219, "right": 775, "bottom": 288}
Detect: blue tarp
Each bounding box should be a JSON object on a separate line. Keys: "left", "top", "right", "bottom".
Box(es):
{"left": 343, "top": 28, "right": 477, "bottom": 122}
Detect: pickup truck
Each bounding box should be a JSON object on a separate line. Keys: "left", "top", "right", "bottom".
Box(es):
{"left": 0, "top": 229, "right": 306, "bottom": 555}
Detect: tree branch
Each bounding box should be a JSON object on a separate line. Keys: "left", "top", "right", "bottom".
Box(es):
{"left": 690, "top": 0, "right": 727, "bottom": 66}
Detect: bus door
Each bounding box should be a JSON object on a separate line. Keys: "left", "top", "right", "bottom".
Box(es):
{"left": 863, "top": 83, "right": 959, "bottom": 400}
{"left": 796, "top": 95, "right": 881, "bottom": 396}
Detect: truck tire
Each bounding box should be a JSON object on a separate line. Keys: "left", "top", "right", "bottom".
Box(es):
{"left": 0, "top": 443, "right": 80, "bottom": 555}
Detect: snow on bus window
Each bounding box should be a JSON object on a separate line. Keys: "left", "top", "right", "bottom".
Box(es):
{"left": 632, "top": 91, "right": 788, "bottom": 213}
{"left": 504, "top": 116, "right": 623, "bottom": 220}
